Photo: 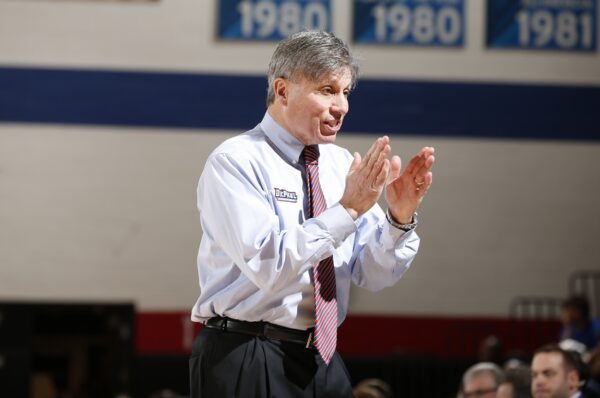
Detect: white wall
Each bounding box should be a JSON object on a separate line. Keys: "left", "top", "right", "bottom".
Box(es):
{"left": 1, "top": 0, "right": 599, "bottom": 84}
{"left": 1, "top": 0, "right": 599, "bottom": 315}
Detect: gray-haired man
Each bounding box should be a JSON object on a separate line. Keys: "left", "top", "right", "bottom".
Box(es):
{"left": 189, "top": 30, "right": 435, "bottom": 398}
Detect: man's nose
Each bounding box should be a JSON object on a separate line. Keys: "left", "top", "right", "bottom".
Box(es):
{"left": 331, "top": 93, "right": 349, "bottom": 116}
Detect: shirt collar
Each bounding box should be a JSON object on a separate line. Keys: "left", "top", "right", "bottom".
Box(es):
{"left": 260, "top": 111, "right": 306, "bottom": 165}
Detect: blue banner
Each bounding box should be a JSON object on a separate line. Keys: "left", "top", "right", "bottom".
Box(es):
{"left": 218, "top": 0, "right": 331, "bottom": 41}
{"left": 487, "top": 0, "right": 597, "bottom": 51}
{"left": 353, "top": 0, "right": 465, "bottom": 47}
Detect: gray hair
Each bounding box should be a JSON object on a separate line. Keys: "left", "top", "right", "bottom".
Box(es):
{"left": 266, "top": 31, "right": 360, "bottom": 106}
{"left": 462, "top": 362, "right": 504, "bottom": 387}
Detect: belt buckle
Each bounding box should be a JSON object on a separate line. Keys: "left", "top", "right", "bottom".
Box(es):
{"left": 305, "top": 331, "right": 313, "bottom": 348}
{"left": 220, "top": 318, "right": 228, "bottom": 332}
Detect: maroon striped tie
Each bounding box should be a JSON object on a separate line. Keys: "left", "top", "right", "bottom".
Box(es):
{"left": 302, "top": 145, "right": 337, "bottom": 365}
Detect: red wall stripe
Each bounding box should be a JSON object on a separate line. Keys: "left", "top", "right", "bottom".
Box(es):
{"left": 135, "top": 311, "right": 560, "bottom": 358}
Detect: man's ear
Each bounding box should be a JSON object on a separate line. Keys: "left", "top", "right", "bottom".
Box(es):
{"left": 273, "top": 78, "right": 288, "bottom": 106}
{"left": 567, "top": 369, "right": 580, "bottom": 391}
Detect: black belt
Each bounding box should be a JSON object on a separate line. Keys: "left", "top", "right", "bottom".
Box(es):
{"left": 204, "top": 317, "right": 315, "bottom": 348}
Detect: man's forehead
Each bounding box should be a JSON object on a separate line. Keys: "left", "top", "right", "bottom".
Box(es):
{"left": 298, "top": 68, "right": 353, "bottom": 86}
{"left": 466, "top": 372, "right": 496, "bottom": 386}
{"left": 533, "top": 352, "right": 564, "bottom": 369}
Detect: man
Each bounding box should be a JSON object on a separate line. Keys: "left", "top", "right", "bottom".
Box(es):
{"left": 497, "top": 366, "right": 532, "bottom": 398}
{"left": 559, "top": 295, "right": 599, "bottom": 350}
{"left": 189, "top": 30, "right": 435, "bottom": 398}
{"left": 460, "top": 362, "right": 504, "bottom": 398}
{"left": 531, "top": 345, "right": 584, "bottom": 398}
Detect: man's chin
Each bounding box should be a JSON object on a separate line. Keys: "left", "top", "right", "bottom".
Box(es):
{"left": 318, "top": 131, "right": 338, "bottom": 144}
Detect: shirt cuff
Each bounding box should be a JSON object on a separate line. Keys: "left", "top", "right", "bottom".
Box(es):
{"left": 381, "top": 216, "right": 414, "bottom": 248}
{"left": 317, "top": 202, "right": 357, "bottom": 245}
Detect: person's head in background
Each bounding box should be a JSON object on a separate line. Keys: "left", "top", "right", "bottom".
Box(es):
{"left": 497, "top": 366, "right": 532, "bottom": 398}
{"left": 352, "top": 378, "right": 392, "bottom": 398}
{"left": 479, "top": 335, "right": 504, "bottom": 365}
{"left": 531, "top": 344, "right": 585, "bottom": 398}
{"left": 589, "top": 347, "right": 600, "bottom": 382}
{"left": 560, "top": 295, "right": 590, "bottom": 331}
{"left": 559, "top": 295, "right": 598, "bottom": 350}
{"left": 462, "top": 362, "right": 504, "bottom": 398}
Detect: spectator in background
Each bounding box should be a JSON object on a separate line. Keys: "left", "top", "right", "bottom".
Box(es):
{"left": 560, "top": 295, "right": 599, "bottom": 350}
{"left": 479, "top": 335, "right": 504, "bottom": 366}
{"left": 352, "top": 378, "right": 392, "bottom": 398}
{"left": 504, "top": 356, "right": 530, "bottom": 371}
{"left": 147, "top": 390, "right": 179, "bottom": 398}
{"left": 583, "top": 347, "right": 600, "bottom": 397}
{"left": 497, "top": 366, "right": 532, "bottom": 398}
{"left": 461, "top": 362, "right": 504, "bottom": 398}
{"left": 531, "top": 344, "right": 585, "bottom": 398}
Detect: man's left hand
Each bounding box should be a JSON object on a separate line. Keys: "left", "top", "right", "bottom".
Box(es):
{"left": 385, "top": 147, "right": 435, "bottom": 224}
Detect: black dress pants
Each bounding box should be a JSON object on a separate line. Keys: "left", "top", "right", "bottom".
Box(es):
{"left": 189, "top": 327, "right": 354, "bottom": 398}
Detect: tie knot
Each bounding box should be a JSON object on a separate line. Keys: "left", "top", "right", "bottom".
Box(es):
{"left": 302, "top": 145, "right": 320, "bottom": 165}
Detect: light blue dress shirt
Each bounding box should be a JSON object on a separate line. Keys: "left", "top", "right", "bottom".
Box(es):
{"left": 192, "top": 112, "right": 420, "bottom": 330}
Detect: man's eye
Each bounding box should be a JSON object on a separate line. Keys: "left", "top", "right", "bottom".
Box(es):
{"left": 321, "top": 87, "right": 333, "bottom": 95}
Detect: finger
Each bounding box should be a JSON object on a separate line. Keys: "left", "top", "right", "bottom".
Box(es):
{"left": 424, "top": 153, "right": 435, "bottom": 170}
{"left": 425, "top": 171, "right": 433, "bottom": 185}
{"left": 413, "top": 154, "right": 435, "bottom": 183}
{"left": 349, "top": 152, "right": 361, "bottom": 173}
{"left": 416, "top": 172, "right": 433, "bottom": 196}
{"left": 413, "top": 151, "right": 435, "bottom": 190}
{"left": 369, "top": 159, "right": 389, "bottom": 191}
{"left": 406, "top": 146, "right": 432, "bottom": 175}
{"left": 404, "top": 153, "right": 425, "bottom": 177}
{"left": 406, "top": 147, "right": 435, "bottom": 177}
{"left": 374, "top": 158, "right": 390, "bottom": 189}
{"left": 365, "top": 136, "right": 389, "bottom": 170}
{"left": 387, "top": 155, "right": 401, "bottom": 184}
{"left": 420, "top": 146, "right": 435, "bottom": 156}
{"left": 362, "top": 137, "right": 381, "bottom": 169}
{"left": 368, "top": 143, "right": 390, "bottom": 181}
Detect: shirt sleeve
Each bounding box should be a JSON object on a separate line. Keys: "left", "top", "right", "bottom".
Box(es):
{"left": 348, "top": 204, "right": 420, "bottom": 291}
{"left": 197, "top": 152, "right": 356, "bottom": 294}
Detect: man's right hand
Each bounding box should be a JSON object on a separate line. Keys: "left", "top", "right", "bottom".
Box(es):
{"left": 339, "top": 136, "right": 391, "bottom": 220}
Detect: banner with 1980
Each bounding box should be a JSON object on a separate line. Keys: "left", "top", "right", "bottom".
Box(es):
{"left": 353, "top": 0, "right": 465, "bottom": 47}
{"left": 218, "top": 0, "right": 331, "bottom": 41}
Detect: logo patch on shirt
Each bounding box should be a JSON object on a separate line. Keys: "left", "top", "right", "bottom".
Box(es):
{"left": 274, "top": 188, "right": 298, "bottom": 203}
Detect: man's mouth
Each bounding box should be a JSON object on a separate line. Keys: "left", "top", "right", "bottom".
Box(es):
{"left": 323, "top": 119, "right": 342, "bottom": 133}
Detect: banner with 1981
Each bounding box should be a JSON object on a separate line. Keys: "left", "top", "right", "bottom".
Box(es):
{"left": 353, "top": 0, "right": 465, "bottom": 47}
{"left": 218, "top": 0, "right": 331, "bottom": 41}
{"left": 487, "top": 0, "right": 597, "bottom": 51}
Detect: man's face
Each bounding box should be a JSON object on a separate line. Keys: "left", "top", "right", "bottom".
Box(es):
{"left": 279, "top": 68, "right": 352, "bottom": 146}
{"left": 560, "top": 306, "right": 582, "bottom": 325}
{"left": 462, "top": 373, "right": 498, "bottom": 398}
{"left": 531, "top": 352, "right": 577, "bottom": 398}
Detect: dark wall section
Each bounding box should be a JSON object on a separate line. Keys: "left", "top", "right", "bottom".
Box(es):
{"left": 0, "top": 302, "right": 134, "bottom": 398}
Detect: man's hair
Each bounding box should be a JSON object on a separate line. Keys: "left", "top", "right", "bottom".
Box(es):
{"left": 462, "top": 362, "right": 504, "bottom": 387}
{"left": 266, "top": 30, "right": 359, "bottom": 106}
{"left": 503, "top": 367, "right": 532, "bottom": 398}
{"left": 562, "top": 295, "right": 591, "bottom": 322}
